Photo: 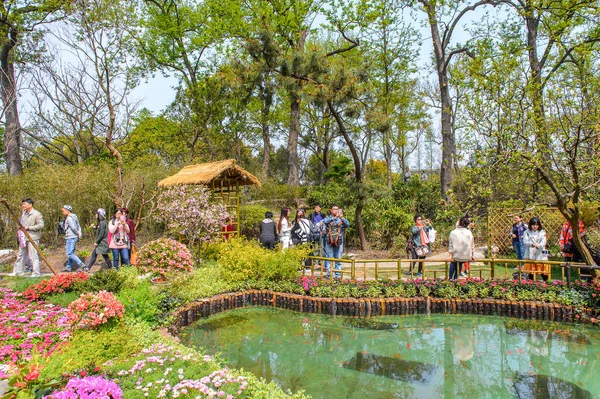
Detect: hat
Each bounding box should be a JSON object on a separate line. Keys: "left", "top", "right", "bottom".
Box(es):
{"left": 63, "top": 205, "right": 73, "bottom": 212}
{"left": 97, "top": 208, "right": 106, "bottom": 218}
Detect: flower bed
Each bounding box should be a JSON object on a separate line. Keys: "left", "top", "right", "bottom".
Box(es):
{"left": 111, "top": 343, "right": 248, "bottom": 399}
{"left": 44, "top": 376, "right": 123, "bottom": 399}
{"left": 23, "top": 272, "right": 89, "bottom": 301}
{"left": 67, "top": 291, "right": 125, "bottom": 330}
{"left": 0, "top": 288, "right": 71, "bottom": 378}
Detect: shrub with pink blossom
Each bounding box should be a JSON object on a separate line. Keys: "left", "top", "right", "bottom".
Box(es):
{"left": 67, "top": 291, "right": 125, "bottom": 330}
{"left": 0, "top": 288, "right": 71, "bottom": 373}
{"left": 44, "top": 376, "right": 123, "bottom": 399}
{"left": 155, "top": 185, "right": 230, "bottom": 245}
{"left": 136, "top": 238, "right": 194, "bottom": 277}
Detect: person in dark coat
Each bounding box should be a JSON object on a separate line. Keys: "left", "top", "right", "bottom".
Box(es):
{"left": 82, "top": 208, "right": 111, "bottom": 271}
{"left": 259, "top": 212, "right": 278, "bottom": 249}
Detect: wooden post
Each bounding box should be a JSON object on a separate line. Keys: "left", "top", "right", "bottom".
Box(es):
{"left": 0, "top": 199, "right": 58, "bottom": 275}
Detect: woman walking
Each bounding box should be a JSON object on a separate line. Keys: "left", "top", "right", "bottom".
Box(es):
{"left": 410, "top": 214, "right": 433, "bottom": 277}
{"left": 108, "top": 209, "right": 130, "bottom": 269}
{"left": 259, "top": 212, "right": 278, "bottom": 249}
{"left": 278, "top": 208, "right": 292, "bottom": 251}
{"left": 523, "top": 217, "right": 549, "bottom": 281}
{"left": 82, "top": 208, "right": 111, "bottom": 271}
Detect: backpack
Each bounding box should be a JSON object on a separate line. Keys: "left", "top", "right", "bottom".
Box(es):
{"left": 327, "top": 220, "right": 343, "bottom": 247}
{"left": 310, "top": 221, "right": 322, "bottom": 242}
{"left": 57, "top": 220, "right": 66, "bottom": 235}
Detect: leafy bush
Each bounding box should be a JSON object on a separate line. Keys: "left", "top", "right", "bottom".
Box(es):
{"left": 67, "top": 291, "right": 125, "bottom": 330}
{"left": 76, "top": 268, "right": 125, "bottom": 294}
{"left": 117, "top": 282, "right": 159, "bottom": 325}
{"left": 240, "top": 204, "right": 272, "bottom": 238}
{"left": 136, "top": 238, "right": 194, "bottom": 277}
{"left": 216, "top": 238, "right": 312, "bottom": 283}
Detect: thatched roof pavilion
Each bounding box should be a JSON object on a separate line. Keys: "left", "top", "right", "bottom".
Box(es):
{"left": 157, "top": 159, "right": 261, "bottom": 240}
{"left": 158, "top": 159, "right": 261, "bottom": 188}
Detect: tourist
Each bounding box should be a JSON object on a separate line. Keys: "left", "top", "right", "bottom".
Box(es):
{"left": 560, "top": 217, "right": 588, "bottom": 280}
{"left": 222, "top": 217, "right": 235, "bottom": 241}
{"left": 108, "top": 208, "right": 130, "bottom": 269}
{"left": 61, "top": 205, "right": 85, "bottom": 273}
{"left": 82, "top": 208, "right": 111, "bottom": 271}
{"left": 403, "top": 167, "right": 411, "bottom": 183}
{"left": 448, "top": 216, "right": 474, "bottom": 280}
{"left": 121, "top": 207, "right": 136, "bottom": 250}
{"left": 459, "top": 213, "right": 474, "bottom": 277}
{"left": 259, "top": 212, "right": 278, "bottom": 249}
{"left": 420, "top": 170, "right": 428, "bottom": 181}
{"left": 410, "top": 214, "right": 432, "bottom": 277}
{"left": 523, "top": 217, "right": 548, "bottom": 281}
{"left": 323, "top": 205, "right": 350, "bottom": 278}
{"left": 511, "top": 214, "right": 527, "bottom": 267}
{"left": 11, "top": 198, "right": 44, "bottom": 277}
{"left": 278, "top": 208, "right": 292, "bottom": 251}
{"left": 291, "top": 209, "right": 312, "bottom": 246}
{"left": 308, "top": 204, "right": 325, "bottom": 261}
{"left": 560, "top": 218, "right": 585, "bottom": 263}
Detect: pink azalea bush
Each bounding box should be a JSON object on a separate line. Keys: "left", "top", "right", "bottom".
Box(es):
{"left": 67, "top": 291, "right": 125, "bottom": 330}
{"left": 155, "top": 185, "right": 230, "bottom": 244}
{"left": 136, "top": 238, "right": 194, "bottom": 277}
{"left": 0, "top": 288, "right": 71, "bottom": 377}
{"left": 44, "top": 376, "right": 123, "bottom": 399}
{"left": 112, "top": 344, "right": 248, "bottom": 398}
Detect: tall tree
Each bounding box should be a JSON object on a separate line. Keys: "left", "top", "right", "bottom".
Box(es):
{"left": 411, "top": 0, "right": 498, "bottom": 201}
{"left": 0, "top": 0, "right": 70, "bottom": 175}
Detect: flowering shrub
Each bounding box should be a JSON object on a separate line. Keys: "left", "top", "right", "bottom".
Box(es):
{"left": 45, "top": 376, "right": 123, "bottom": 399}
{"left": 137, "top": 238, "right": 194, "bottom": 277}
{"left": 0, "top": 288, "right": 71, "bottom": 372}
{"left": 67, "top": 291, "right": 125, "bottom": 330}
{"left": 155, "top": 186, "right": 230, "bottom": 244}
{"left": 112, "top": 344, "right": 248, "bottom": 398}
{"left": 24, "top": 272, "right": 89, "bottom": 301}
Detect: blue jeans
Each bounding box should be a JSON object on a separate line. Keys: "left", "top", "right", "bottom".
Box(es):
{"left": 324, "top": 243, "right": 343, "bottom": 278}
{"left": 66, "top": 238, "right": 84, "bottom": 271}
{"left": 111, "top": 248, "right": 130, "bottom": 270}
{"left": 449, "top": 262, "right": 464, "bottom": 280}
{"left": 513, "top": 241, "right": 526, "bottom": 261}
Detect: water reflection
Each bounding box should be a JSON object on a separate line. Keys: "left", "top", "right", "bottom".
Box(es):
{"left": 181, "top": 309, "right": 600, "bottom": 399}
{"left": 344, "top": 352, "right": 439, "bottom": 384}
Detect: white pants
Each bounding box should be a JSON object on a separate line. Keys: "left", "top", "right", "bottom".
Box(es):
{"left": 14, "top": 240, "right": 41, "bottom": 277}
{"left": 280, "top": 235, "right": 291, "bottom": 251}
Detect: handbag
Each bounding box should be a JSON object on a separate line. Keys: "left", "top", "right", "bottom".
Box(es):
{"left": 428, "top": 228, "right": 437, "bottom": 244}
{"left": 415, "top": 246, "right": 429, "bottom": 257}
{"left": 130, "top": 244, "right": 139, "bottom": 265}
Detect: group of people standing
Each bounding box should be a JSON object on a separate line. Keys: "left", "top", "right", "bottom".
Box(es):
{"left": 258, "top": 204, "right": 350, "bottom": 278}
{"left": 10, "top": 198, "right": 136, "bottom": 277}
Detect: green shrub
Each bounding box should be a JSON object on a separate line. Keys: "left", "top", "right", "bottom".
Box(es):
{"left": 44, "top": 291, "right": 81, "bottom": 307}
{"left": 216, "top": 238, "right": 312, "bottom": 283}
{"left": 117, "top": 281, "right": 159, "bottom": 325}
{"left": 76, "top": 268, "right": 125, "bottom": 293}
{"left": 162, "top": 262, "right": 237, "bottom": 303}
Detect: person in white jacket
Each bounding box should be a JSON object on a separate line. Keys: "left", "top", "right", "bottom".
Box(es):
{"left": 448, "top": 217, "right": 475, "bottom": 280}
{"left": 278, "top": 208, "right": 292, "bottom": 251}
{"left": 523, "top": 217, "right": 548, "bottom": 280}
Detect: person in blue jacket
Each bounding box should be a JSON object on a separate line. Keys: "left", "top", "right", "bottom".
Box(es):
{"left": 322, "top": 205, "right": 350, "bottom": 278}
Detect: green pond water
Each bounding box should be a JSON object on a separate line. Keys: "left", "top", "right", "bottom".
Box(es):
{"left": 180, "top": 307, "right": 600, "bottom": 399}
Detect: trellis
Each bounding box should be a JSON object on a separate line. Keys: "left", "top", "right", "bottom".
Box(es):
{"left": 487, "top": 206, "right": 566, "bottom": 258}
{"left": 158, "top": 159, "right": 261, "bottom": 239}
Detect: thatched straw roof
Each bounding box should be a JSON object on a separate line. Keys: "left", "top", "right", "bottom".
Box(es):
{"left": 158, "top": 159, "right": 261, "bottom": 188}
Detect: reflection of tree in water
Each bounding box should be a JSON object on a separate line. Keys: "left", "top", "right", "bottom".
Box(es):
{"left": 513, "top": 373, "right": 593, "bottom": 399}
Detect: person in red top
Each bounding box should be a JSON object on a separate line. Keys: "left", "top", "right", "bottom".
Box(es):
{"left": 121, "top": 208, "right": 136, "bottom": 244}
{"left": 222, "top": 217, "right": 235, "bottom": 241}
{"left": 560, "top": 219, "right": 585, "bottom": 262}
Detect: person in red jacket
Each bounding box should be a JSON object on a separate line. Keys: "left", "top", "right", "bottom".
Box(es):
{"left": 560, "top": 219, "right": 585, "bottom": 262}
{"left": 222, "top": 217, "right": 235, "bottom": 241}
{"left": 121, "top": 208, "right": 136, "bottom": 261}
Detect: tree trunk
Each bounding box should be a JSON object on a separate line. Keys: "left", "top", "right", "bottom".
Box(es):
{"left": 287, "top": 91, "right": 300, "bottom": 186}
{"left": 261, "top": 79, "right": 272, "bottom": 180}
{"left": 1, "top": 28, "right": 23, "bottom": 175}
{"left": 439, "top": 76, "right": 455, "bottom": 201}
{"left": 328, "top": 100, "right": 367, "bottom": 250}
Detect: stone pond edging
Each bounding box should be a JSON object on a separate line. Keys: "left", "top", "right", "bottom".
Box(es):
{"left": 170, "top": 290, "right": 598, "bottom": 332}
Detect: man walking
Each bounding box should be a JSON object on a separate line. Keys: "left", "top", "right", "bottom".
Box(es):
{"left": 11, "top": 199, "right": 44, "bottom": 277}
{"left": 322, "top": 205, "right": 350, "bottom": 278}
{"left": 61, "top": 205, "right": 85, "bottom": 272}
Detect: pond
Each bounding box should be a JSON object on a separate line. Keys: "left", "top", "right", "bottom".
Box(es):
{"left": 180, "top": 307, "right": 599, "bottom": 399}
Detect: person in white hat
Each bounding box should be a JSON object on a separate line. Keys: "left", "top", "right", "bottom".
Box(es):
{"left": 61, "top": 205, "right": 84, "bottom": 272}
